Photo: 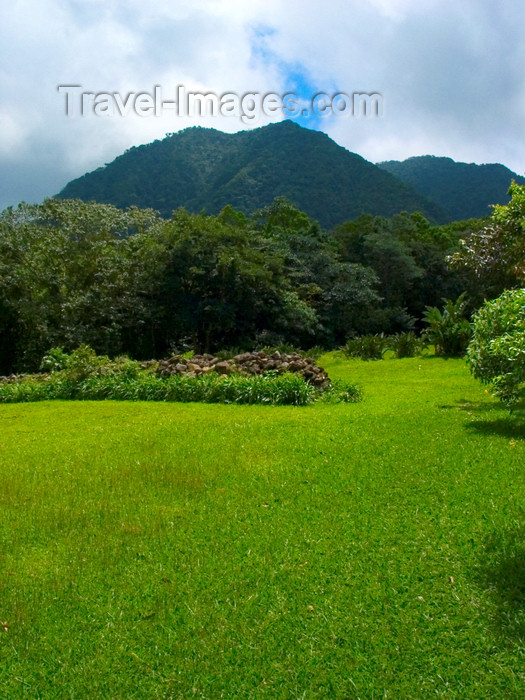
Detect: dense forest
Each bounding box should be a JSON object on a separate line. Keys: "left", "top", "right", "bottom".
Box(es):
{"left": 378, "top": 155, "right": 525, "bottom": 221}
{"left": 57, "top": 121, "right": 446, "bottom": 227}
{"left": 1, "top": 193, "right": 506, "bottom": 376}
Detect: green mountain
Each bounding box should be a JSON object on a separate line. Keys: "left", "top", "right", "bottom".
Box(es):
{"left": 57, "top": 121, "right": 446, "bottom": 227}
{"left": 377, "top": 155, "right": 525, "bottom": 221}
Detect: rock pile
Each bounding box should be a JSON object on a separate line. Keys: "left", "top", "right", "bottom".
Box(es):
{"left": 155, "top": 351, "right": 330, "bottom": 389}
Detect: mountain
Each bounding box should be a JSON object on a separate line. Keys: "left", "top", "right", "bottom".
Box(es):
{"left": 377, "top": 155, "right": 525, "bottom": 221}
{"left": 57, "top": 121, "right": 447, "bottom": 228}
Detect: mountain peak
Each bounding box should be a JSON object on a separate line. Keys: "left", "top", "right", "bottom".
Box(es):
{"left": 58, "top": 122, "right": 446, "bottom": 226}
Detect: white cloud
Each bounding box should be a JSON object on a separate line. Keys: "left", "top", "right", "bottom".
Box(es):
{"left": 0, "top": 113, "right": 27, "bottom": 157}
{"left": 1, "top": 0, "right": 524, "bottom": 209}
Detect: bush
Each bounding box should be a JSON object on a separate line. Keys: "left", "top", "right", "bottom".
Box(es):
{"left": 55, "top": 345, "right": 107, "bottom": 382}
{"left": 467, "top": 288, "right": 525, "bottom": 405}
{"left": 388, "top": 332, "right": 425, "bottom": 358}
{"left": 41, "top": 345, "right": 143, "bottom": 382}
{"left": 422, "top": 294, "right": 472, "bottom": 357}
{"left": 321, "top": 379, "right": 362, "bottom": 403}
{"left": 342, "top": 335, "right": 387, "bottom": 361}
{"left": 40, "top": 347, "right": 71, "bottom": 373}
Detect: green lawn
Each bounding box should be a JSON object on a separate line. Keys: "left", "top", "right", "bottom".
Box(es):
{"left": 0, "top": 355, "right": 524, "bottom": 698}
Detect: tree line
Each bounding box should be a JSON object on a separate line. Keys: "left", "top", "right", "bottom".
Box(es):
{"left": 0, "top": 188, "right": 522, "bottom": 375}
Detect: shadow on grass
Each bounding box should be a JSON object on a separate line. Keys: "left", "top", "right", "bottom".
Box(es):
{"left": 439, "top": 398, "right": 504, "bottom": 414}
{"left": 465, "top": 418, "right": 525, "bottom": 440}
{"left": 477, "top": 528, "right": 525, "bottom": 641}
{"left": 439, "top": 399, "right": 525, "bottom": 440}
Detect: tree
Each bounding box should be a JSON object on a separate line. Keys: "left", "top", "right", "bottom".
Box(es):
{"left": 254, "top": 199, "right": 381, "bottom": 344}
{"left": 449, "top": 182, "right": 525, "bottom": 302}
{"left": 155, "top": 209, "right": 309, "bottom": 353}
{"left": 0, "top": 199, "right": 163, "bottom": 370}
{"left": 467, "top": 288, "right": 525, "bottom": 405}
{"left": 334, "top": 213, "right": 423, "bottom": 332}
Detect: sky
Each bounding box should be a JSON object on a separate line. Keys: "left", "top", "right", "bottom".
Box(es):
{"left": 1, "top": 0, "right": 524, "bottom": 211}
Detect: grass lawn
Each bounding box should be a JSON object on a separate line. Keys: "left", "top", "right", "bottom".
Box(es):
{"left": 0, "top": 354, "right": 524, "bottom": 698}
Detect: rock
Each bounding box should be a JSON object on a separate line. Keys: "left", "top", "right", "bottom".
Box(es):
{"left": 153, "top": 350, "right": 331, "bottom": 389}
{"left": 288, "top": 360, "right": 304, "bottom": 372}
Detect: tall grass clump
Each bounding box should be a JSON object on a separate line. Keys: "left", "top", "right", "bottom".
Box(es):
{"left": 0, "top": 372, "right": 360, "bottom": 406}
{"left": 342, "top": 334, "right": 388, "bottom": 361}
{"left": 388, "top": 331, "right": 426, "bottom": 358}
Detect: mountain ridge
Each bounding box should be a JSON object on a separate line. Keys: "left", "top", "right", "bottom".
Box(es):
{"left": 377, "top": 154, "right": 525, "bottom": 221}
{"left": 57, "top": 121, "right": 447, "bottom": 227}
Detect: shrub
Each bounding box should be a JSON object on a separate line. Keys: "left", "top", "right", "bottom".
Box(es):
{"left": 342, "top": 335, "right": 387, "bottom": 361}
{"left": 320, "top": 379, "right": 362, "bottom": 403}
{"left": 58, "top": 345, "right": 108, "bottom": 382}
{"left": 388, "top": 332, "right": 425, "bottom": 358}
{"left": 40, "top": 347, "right": 71, "bottom": 373}
{"left": 467, "top": 288, "right": 525, "bottom": 405}
{"left": 422, "top": 293, "right": 472, "bottom": 357}
{"left": 44, "top": 345, "right": 143, "bottom": 382}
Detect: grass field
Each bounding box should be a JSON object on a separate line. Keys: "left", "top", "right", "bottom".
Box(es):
{"left": 0, "top": 354, "right": 524, "bottom": 698}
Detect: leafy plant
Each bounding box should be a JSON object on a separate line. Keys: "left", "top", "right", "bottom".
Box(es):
{"left": 342, "top": 335, "right": 387, "bottom": 361}
{"left": 40, "top": 347, "right": 71, "bottom": 373}
{"left": 388, "top": 332, "right": 426, "bottom": 358}
{"left": 320, "top": 379, "right": 362, "bottom": 403}
{"left": 422, "top": 293, "right": 472, "bottom": 356}
{"left": 60, "top": 345, "right": 107, "bottom": 382}
{"left": 467, "top": 288, "right": 525, "bottom": 405}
